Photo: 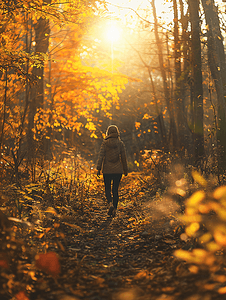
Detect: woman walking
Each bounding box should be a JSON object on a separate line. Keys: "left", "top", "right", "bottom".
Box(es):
{"left": 96, "top": 125, "right": 128, "bottom": 217}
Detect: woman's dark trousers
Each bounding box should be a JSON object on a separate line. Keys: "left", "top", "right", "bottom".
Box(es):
{"left": 103, "top": 174, "right": 122, "bottom": 209}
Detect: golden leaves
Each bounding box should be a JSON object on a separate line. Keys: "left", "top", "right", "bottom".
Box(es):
{"left": 175, "top": 172, "right": 226, "bottom": 270}
{"left": 175, "top": 248, "right": 215, "bottom": 265}
{"left": 192, "top": 171, "right": 207, "bottom": 187}
{"left": 135, "top": 122, "right": 141, "bottom": 130}
{"left": 134, "top": 270, "right": 149, "bottom": 280}
{"left": 213, "top": 186, "right": 226, "bottom": 200}
{"left": 85, "top": 122, "right": 96, "bottom": 132}
{"left": 143, "top": 113, "right": 151, "bottom": 119}
{"left": 185, "top": 190, "right": 205, "bottom": 208}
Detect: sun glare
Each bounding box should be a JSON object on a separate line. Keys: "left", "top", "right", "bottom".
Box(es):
{"left": 105, "top": 24, "right": 121, "bottom": 43}
{"left": 106, "top": 0, "right": 173, "bottom": 24}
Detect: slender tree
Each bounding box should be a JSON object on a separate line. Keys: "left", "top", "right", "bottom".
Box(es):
{"left": 151, "top": 0, "right": 178, "bottom": 149}
{"left": 201, "top": 0, "right": 226, "bottom": 172}
{"left": 188, "top": 0, "right": 204, "bottom": 165}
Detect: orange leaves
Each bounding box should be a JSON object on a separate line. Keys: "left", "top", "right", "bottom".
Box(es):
{"left": 134, "top": 270, "right": 149, "bottom": 280}
{"left": 85, "top": 122, "right": 96, "bottom": 132}
{"left": 143, "top": 113, "right": 151, "bottom": 119}
{"left": 0, "top": 251, "right": 9, "bottom": 269}
{"left": 35, "top": 252, "right": 61, "bottom": 277}
{"left": 15, "top": 291, "right": 30, "bottom": 300}
{"left": 135, "top": 122, "right": 141, "bottom": 130}
{"left": 0, "top": 259, "right": 9, "bottom": 269}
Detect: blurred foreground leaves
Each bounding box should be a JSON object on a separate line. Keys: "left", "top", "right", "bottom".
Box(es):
{"left": 1, "top": 157, "right": 226, "bottom": 299}
{"left": 175, "top": 171, "right": 226, "bottom": 275}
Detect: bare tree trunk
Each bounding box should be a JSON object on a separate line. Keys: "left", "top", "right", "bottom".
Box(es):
{"left": 178, "top": 0, "right": 193, "bottom": 155}
{"left": 188, "top": 0, "right": 204, "bottom": 165}
{"left": 201, "top": 0, "right": 226, "bottom": 173}
{"left": 27, "top": 1, "right": 50, "bottom": 162}
{"left": 173, "top": 0, "right": 184, "bottom": 149}
{"left": 0, "top": 68, "right": 7, "bottom": 154}
{"left": 151, "top": 0, "right": 178, "bottom": 149}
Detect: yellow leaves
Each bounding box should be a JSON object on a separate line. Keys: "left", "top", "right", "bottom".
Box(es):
{"left": 185, "top": 222, "right": 200, "bottom": 236}
{"left": 85, "top": 122, "right": 96, "bottom": 132}
{"left": 45, "top": 207, "right": 58, "bottom": 215}
{"left": 192, "top": 171, "right": 207, "bottom": 186}
{"left": 143, "top": 113, "right": 151, "bottom": 119}
{"left": 181, "top": 213, "right": 202, "bottom": 223}
{"left": 90, "top": 132, "right": 98, "bottom": 138}
{"left": 217, "top": 208, "right": 226, "bottom": 221}
{"left": 134, "top": 160, "right": 139, "bottom": 167}
{"left": 74, "top": 122, "right": 83, "bottom": 132}
{"left": 206, "top": 241, "right": 221, "bottom": 252}
{"left": 185, "top": 191, "right": 205, "bottom": 208}
{"left": 212, "top": 224, "right": 226, "bottom": 247}
{"left": 174, "top": 249, "right": 192, "bottom": 261}
{"left": 199, "top": 232, "right": 212, "bottom": 244}
{"left": 135, "top": 122, "right": 141, "bottom": 130}
{"left": 213, "top": 186, "right": 226, "bottom": 200}
{"left": 175, "top": 248, "right": 215, "bottom": 265}
{"left": 176, "top": 180, "right": 226, "bottom": 270}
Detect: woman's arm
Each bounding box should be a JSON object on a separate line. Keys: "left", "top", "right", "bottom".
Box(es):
{"left": 120, "top": 142, "right": 128, "bottom": 175}
{"left": 96, "top": 141, "right": 105, "bottom": 172}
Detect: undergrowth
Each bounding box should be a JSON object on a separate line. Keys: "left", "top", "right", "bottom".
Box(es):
{"left": 1, "top": 149, "right": 226, "bottom": 299}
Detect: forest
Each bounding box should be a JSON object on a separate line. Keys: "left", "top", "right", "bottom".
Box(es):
{"left": 1, "top": 0, "right": 226, "bottom": 299}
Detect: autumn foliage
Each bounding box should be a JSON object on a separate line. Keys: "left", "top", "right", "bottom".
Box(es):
{"left": 175, "top": 172, "right": 226, "bottom": 269}
{"left": 35, "top": 252, "right": 61, "bottom": 277}
{"left": 2, "top": 0, "right": 226, "bottom": 299}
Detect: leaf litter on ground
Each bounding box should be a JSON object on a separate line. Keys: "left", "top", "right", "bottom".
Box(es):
{"left": 0, "top": 172, "right": 226, "bottom": 300}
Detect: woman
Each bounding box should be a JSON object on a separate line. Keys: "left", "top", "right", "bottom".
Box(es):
{"left": 96, "top": 125, "right": 128, "bottom": 217}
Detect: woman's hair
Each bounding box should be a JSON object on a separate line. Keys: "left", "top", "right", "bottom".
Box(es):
{"left": 106, "top": 125, "right": 120, "bottom": 137}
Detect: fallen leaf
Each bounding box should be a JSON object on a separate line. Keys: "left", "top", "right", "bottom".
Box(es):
{"left": 16, "top": 291, "right": 30, "bottom": 300}
{"left": 134, "top": 270, "right": 148, "bottom": 280}
{"left": 0, "top": 259, "right": 9, "bottom": 269}
{"left": 35, "top": 251, "right": 61, "bottom": 277}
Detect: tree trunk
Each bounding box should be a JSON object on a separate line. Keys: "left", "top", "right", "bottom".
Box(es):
{"left": 173, "top": 0, "right": 185, "bottom": 150}
{"left": 151, "top": 0, "right": 178, "bottom": 149}
{"left": 201, "top": 0, "right": 226, "bottom": 173}
{"left": 27, "top": 1, "right": 50, "bottom": 160}
{"left": 0, "top": 68, "right": 7, "bottom": 154}
{"left": 188, "top": 0, "right": 204, "bottom": 165}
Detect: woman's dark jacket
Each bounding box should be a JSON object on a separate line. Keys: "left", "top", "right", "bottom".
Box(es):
{"left": 96, "top": 133, "right": 128, "bottom": 174}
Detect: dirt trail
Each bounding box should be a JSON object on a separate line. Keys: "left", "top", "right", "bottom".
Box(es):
{"left": 51, "top": 196, "right": 223, "bottom": 300}
{"left": 3, "top": 186, "right": 223, "bottom": 300}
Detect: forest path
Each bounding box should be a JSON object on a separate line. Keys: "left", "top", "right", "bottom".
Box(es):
{"left": 52, "top": 194, "right": 222, "bottom": 300}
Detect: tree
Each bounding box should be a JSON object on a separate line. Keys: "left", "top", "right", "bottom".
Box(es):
{"left": 151, "top": 0, "right": 178, "bottom": 149}
{"left": 201, "top": 0, "right": 226, "bottom": 173}
{"left": 173, "top": 0, "right": 191, "bottom": 154}
{"left": 0, "top": 0, "right": 130, "bottom": 181}
{"left": 188, "top": 0, "right": 204, "bottom": 165}
{"left": 27, "top": 0, "right": 51, "bottom": 159}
